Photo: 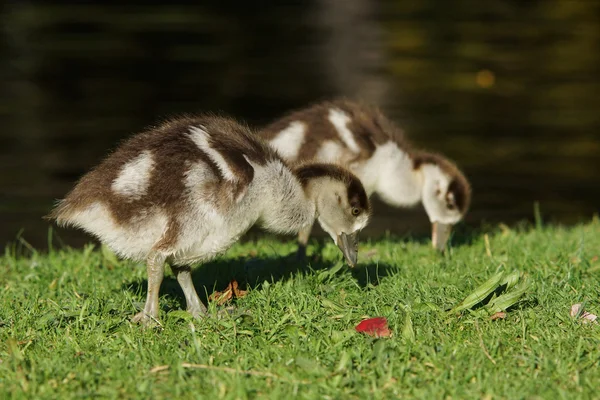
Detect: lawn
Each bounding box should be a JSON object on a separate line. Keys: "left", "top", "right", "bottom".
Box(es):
{"left": 1, "top": 219, "right": 599, "bottom": 399}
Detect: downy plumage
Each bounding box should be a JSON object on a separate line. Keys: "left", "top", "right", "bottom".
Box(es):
{"left": 260, "top": 99, "right": 471, "bottom": 252}
{"left": 48, "top": 115, "right": 371, "bottom": 324}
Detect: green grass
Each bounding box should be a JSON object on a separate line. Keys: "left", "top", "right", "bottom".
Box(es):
{"left": 1, "top": 220, "right": 600, "bottom": 399}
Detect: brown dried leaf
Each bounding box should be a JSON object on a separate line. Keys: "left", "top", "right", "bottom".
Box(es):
{"left": 209, "top": 288, "right": 232, "bottom": 305}
{"left": 208, "top": 280, "right": 248, "bottom": 305}
{"left": 582, "top": 313, "right": 597, "bottom": 323}
{"left": 209, "top": 283, "right": 233, "bottom": 305}
{"left": 490, "top": 312, "right": 506, "bottom": 321}
{"left": 231, "top": 280, "right": 248, "bottom": 298}
{"left": 570, "top": 303, "right": 598, "bottom": 324}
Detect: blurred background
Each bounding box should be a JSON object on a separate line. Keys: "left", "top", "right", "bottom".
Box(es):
{"left": 1, "top": 1, "right": 599, "bottom": 250}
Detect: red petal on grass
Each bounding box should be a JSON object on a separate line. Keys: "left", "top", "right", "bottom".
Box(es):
{"left": 355, "top": 317, "right": 391, "bottom": 337}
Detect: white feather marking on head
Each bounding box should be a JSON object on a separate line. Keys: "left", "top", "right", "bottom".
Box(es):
{"left": 420, "top": 164, "right": 462, "bottom": 225}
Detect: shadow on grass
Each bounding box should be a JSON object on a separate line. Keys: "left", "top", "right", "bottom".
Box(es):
{"left": 447, "top": 223, "right": 480, "bottom": 248}
{"left": 123, "top": 243, "right": 395, "bottom": 312}
{"left": 370, "top": 221, "right": 481, "bottom": 251}
{"left": 119, "top": 221, "right": 495, "bottom": 314}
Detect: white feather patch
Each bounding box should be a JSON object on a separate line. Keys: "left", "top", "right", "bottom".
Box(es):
{"left": 269, "top": 121, "right": 306, "bottom": 160}
{"left": 351, "top": 141, "right": 422, "bottom": 205}
{"left": 314, "top": 140, "right": 345, "bottom": 164}
{"left": 420, "top": 164, "right": 461, "bottom": 224}
{"left": 111, "top": 150, "right": 155, "bottom": 199}
{"left": 67, "top": 201, "right": 169, "bottom": 260}
{"left": 183, "top": 159, "right": 218, "bottom": 190}
{"left": 328, "top": 108, "right": 360, "bottom": 154}
{"left": 173, "top": 158, "right": 312, "bottom": 265}
{"left": 189, "top": 126, "right": 237, "bottom": 182}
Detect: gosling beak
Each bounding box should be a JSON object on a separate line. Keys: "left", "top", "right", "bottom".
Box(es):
{"left": 337, "top": 231, "right": 359, "bottom": 267}
{"left": 432, "top": 222, "right": 452, "bottom": 252}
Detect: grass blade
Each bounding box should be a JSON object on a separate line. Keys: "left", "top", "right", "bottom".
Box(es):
{"left": 451, "top": 272, "right": 505, "bottom": 313}
{"left": 499, "top": 271, "right": 521, "bottom": 290}
{"left": 402, "top": 313, "right": 415, "bottom": 342}
{"left": 487, "top": 278, "right": 531, "bottom": 314}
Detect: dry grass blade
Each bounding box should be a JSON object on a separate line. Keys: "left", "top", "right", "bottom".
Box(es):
{"left": 475, "top": 320, "right": 496, "bottom": 364}
{"left": 484, "top": 234, "right": 492, "bottom": 258}
{"left": 149, "top": 365, "right": 169, "bottom": 373}
{"left": 150, "top": 363, "right": 310, "bottom": 384}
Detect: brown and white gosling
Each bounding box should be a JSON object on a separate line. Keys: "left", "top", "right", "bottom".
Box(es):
{"left": 48, "top": 115, "right": 371, "bottom": 325}
{"left": 259, "top": 99, "right": 471, "bottom": 252}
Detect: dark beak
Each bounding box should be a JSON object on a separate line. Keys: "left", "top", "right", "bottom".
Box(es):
{"left": 432, "top": 222, "right": 452, "bottom": 252}
{"left": 337, "top": 231, "right": 359, "bottom": 267}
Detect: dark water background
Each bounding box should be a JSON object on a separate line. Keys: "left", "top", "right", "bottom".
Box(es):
{"left": 1, "top": 1, "right": 599, "bottom": 249}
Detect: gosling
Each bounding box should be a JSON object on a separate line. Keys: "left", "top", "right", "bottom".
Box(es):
{"left": 48, "top": 115, "right": 371, "bottom": 324}
{"left": 259, "top": 99, "right": 471, "bottom": 252}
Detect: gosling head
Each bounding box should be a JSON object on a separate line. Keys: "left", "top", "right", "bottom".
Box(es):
{"left": 295, "top": 163, "right": 371, "bottom": 267}
{"left": 415, "top": 153, "right": 471, "bottom": 252}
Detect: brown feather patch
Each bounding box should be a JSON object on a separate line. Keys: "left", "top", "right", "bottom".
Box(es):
{"left": 259, "top": 98, "right": 412, "bottom": 163}
{"left": 46, "top": 115, "right": 282, "bottom": 240}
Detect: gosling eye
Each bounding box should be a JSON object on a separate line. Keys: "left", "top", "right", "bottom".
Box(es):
{"left": 447, "top": 203, "right": 455, "bottom": 211}
{"left": 351, "top": 207, "right": 361, "bottom": 216}
{"left": 335, "top": 193, "right": 341, "bottom": 204}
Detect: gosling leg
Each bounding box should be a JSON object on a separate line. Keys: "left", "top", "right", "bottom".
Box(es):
{"left": 296, "top": 223, "right": 313, "bottom": 260}
{"left": 170, "top": 265, "right": 207, "bottom": 319}
{"left": 131, "top": 251, "right": 166, "bottom": 326}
